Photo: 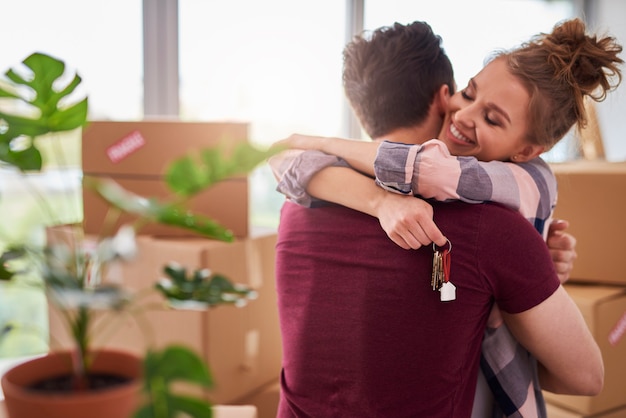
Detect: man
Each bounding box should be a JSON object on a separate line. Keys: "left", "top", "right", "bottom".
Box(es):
{"left": 273, "top": 21, "right": 586, "bottom": 417}
{"left": 276, "top": 196, "right": 596, "bottom": 417}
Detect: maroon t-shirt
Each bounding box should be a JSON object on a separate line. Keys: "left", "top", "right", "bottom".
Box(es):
{"left": 275, "top": 200, "right": 559, "bottom": 418}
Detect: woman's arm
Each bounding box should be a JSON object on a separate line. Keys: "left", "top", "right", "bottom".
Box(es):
{"left": 374, "top": 139, "right": 557, "bottom": 237}
{"left": 268, "top": 146, "right": 446, "bottom": 248}
{"left": 274, "top": 133, "right": 379, "bottom": 176}
{"left": 272, "top": 133, "right": 561, "bottom": 249}
{"left": 275, "top": 134, "right": 557, "bottom": 236}
{"left": 269, "top": 149, "right": 347, "bottom": 208}
{"left": 307, "top": 166, "right": 447, "bottom": 249}
{"left": 546, "top": 219, "right": 577, "bottom": 283}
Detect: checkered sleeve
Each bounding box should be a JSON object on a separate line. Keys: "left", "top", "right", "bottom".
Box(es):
{"left": 374, "top": 139, "right": 557, "bottom": 237}
{"left": 268, "top": 149, "right": 350, "bottom": 207}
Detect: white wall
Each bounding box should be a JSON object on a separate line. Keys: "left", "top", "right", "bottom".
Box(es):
{"left": 593, "top": 0, "right": 626, "bottom": 161}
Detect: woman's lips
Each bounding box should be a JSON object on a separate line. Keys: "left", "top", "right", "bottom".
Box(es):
{"left": 449, "top": 123, "right": 474, "bottom": 146}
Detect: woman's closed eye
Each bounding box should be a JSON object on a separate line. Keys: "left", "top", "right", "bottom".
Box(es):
{"left": 485, "top": 113, "right": 500, "bottom": 126}
{"left": 461, "top": 89, "right": 500, "bottom": 126}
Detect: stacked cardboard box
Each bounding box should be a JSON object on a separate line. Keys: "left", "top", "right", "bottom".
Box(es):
{"left": 235, "top": 380, "right": 281, "bottom": 418}
{"left": 550, "top": 161, "right": 626, "bottom": 285}
{"left": 81, "top": 120, "right": 250, "bottom": 238}
{"left": 48, "top": 228, "right": 282, "bottom": 405}
{"left": 547, "top": 402, "right": 626, "bottom": 418}
{"left": 48, "top": 121, "right": 283, "bottom": 409}
{"left": 543, "top": 161, "right": 626, "bottom": 417}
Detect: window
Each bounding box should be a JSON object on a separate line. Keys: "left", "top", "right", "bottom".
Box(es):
{"left": 0, "top": 0, "right": 142, "bottom": 361}
{"left": 179, "top": 0, "right": 348, "bottom": 228}
{"left": 2, "top": 0, "right": 609, "bottom": 363}
{"left": 364, "top": 0, "right": 575, "bottom": 94}
{"left": 0, "top": 0, "right": 143, "bottom": 120}
{"left": 363, "top": 0, "right": 576, "bottom": 161}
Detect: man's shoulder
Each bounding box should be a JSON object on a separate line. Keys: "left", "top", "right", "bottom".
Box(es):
{"left": 433, "top": 200, "right": 538, "bottom": 237}
{"left": 280, "top": 200, "right": 379, "bottom": 226}
{"left": 433, "top": 199, "right": 523, "bottom": 218}
{"left": 276, "top": 200, "right": 413, "bottom": 252}
{"left": 475, "top": 201, "right": 537, "bottom": 229}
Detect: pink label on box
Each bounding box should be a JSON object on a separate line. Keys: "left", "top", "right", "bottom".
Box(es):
{"left": 608, "top": 311, "right": 626, "bottom": 346}
{"left": 106, "top": 130, "right": 146, "bottom": 163}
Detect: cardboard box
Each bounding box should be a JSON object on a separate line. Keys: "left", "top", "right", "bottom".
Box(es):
{"left": 81, "top": 120, "right": 250, "bottom": 238}
{"left": 547, "top": 401, "right": 626, "bottom": 417}
{"left": 550, "top": 161, "right": 626, "bottom": 285}
{"left": 48, "top": 230, "right": 282, "bottom": 404}
{"left": 543, "top": 284, "right": 626, "bottom": 415}
{"left": 235, "top": 380, "right": 280, "bottom": 418}
{"left": 213, "top": 405, "right": 258, "bottom": 418}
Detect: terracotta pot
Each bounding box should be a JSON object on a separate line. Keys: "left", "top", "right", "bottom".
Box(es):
{"left": 1, "top": 349, "right": 142, "bottom": 418}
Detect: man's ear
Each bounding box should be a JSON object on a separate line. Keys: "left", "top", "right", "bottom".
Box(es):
{"left": 513, "top": 144, "right": 545, "bottom": 162}
{"left": 435, "top": 84, "right": 450, "bottom": 116}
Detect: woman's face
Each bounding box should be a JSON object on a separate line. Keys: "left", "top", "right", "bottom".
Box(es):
{"left": 438, "top": 58, "right": 537, "bottom": 162}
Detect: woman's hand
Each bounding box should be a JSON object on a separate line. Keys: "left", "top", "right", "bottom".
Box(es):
{"left": 374, "top": 192, "right": 447, "bottom": 250}
{"left": 547, "top": 219, "right": 577, "bottom": 284}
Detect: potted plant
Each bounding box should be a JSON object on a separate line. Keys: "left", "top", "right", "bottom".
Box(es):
{"left": 0, "top": 52, "right": 280, "bottom": 418}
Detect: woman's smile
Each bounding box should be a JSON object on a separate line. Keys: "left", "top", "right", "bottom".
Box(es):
{"left": 448, "top": 121, "right": 474, "bottom": 146}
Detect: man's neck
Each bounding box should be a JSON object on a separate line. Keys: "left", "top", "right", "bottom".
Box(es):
{"left": 374, "top": 122, "right": 440, "bottom": 145}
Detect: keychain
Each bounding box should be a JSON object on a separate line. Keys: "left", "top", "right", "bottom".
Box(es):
{"left": 431, "top": 240, "right": 456, "bottom": 302}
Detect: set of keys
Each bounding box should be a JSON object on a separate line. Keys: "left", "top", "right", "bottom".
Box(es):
{"left": 431, "top": 240, "right": 456, "bottom": 302}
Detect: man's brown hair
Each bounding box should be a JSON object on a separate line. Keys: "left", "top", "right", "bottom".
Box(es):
{"left": 343, "top": 21, "right": 455, "bottom": 139}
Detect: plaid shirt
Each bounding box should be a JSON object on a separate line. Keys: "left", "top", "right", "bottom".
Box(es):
{"left": 269, "top": 139, "right": 558, "bottom": 417}
{"left": 373, "top": 140, "right": 556, "bottom": 241}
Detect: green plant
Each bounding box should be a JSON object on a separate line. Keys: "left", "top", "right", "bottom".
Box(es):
{"left": 0, "top": 52, "right": 279, "bottom": 417}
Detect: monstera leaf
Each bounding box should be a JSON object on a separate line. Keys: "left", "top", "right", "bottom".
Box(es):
{"left": 135, "top": 345, "right": 214, "bottom": 418}
{"left": 165, "top": 141, "right": 281, "bottom": 196}
{"left": 84, "top": 141, "right": 282, "bottom": 241}
{"left": 0, "top": 52, "right": 88, "bottom": 171}
{"left": 0, "top": 53, "right": 280, "bottom": 413}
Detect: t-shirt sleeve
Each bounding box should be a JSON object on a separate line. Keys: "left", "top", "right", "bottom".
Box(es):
{"left": 374, "top": 139, "right": 558, "bottom": 237}
{"left": 269, "top": 149, "right": 350, "bottom": 207}
{"left": 476, "top": 204, "right": 561, "bottom": 314}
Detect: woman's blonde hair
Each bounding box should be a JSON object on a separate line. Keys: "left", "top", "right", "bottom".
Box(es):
{"left": 498, "top": 18, "right": 623, "bottom": 150}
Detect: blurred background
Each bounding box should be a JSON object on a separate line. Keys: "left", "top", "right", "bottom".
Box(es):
{"left": 0, "top": 0, "right": 624, "bottom": 359}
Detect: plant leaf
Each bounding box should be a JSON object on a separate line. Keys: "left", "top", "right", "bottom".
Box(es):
{"left": 168, "top": 395, "right": 213, "bottom": 418}
{"left": 131, "top": 405, "right": 156, "bottom": 418}
{"left": 155, "top": 264, "right": 256, "bottom": 308}
{"left": 166, "top": 141, "right": 282, "bottom": 196}
{"left": 0, "top": 52, "right": 87, "bottom": 171}
{"left": 0, "top": 247, "right": 28, "bottom": 281}
{"left": 159, "top": 345, "right": 213, "bottom": 386}
{"left": 154, "top": 207, "right": 235, "bottom": 242}
{"left": 83, "top": 176, "right": 235, "bottom": 241}
{"left": 0, "top": 141, "right": 42, "bottom": 171}
{"left": 142, "top": 345, "right": 213, "bottom": 391}
{"left": 134, "top": 394, "right": 213, "bottom": 418}
{"left": 138, "top": 346, "right": 213, "bottom": 417}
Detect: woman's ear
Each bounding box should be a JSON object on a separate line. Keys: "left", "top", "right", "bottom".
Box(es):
{"left": 512, "top": 144, "right": 545, "bottom": 162}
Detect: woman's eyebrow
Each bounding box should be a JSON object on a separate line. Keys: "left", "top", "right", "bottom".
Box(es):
{"left": 473, "top": 78, "right": 512, "bottom": 124}
{"left": 486, "top": 102, "right": 511, "bottom": 124}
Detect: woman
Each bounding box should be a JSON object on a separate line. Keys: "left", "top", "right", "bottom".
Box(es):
{"left": 271, "top": 18, "right": 622, "bottom": 417}
{"left": 272, "top": 18, "right": 622, "bottom": 250}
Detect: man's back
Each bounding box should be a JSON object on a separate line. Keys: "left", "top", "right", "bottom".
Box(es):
{"left": 275, "top": 200, "right": 559, "bottom": 418}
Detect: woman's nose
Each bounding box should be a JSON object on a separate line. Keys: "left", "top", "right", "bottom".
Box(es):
{"left": 454, "top": 104, "right": 476, "bottom": 129}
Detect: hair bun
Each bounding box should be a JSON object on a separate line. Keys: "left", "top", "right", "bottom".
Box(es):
{"left": 501, "top": 18, "right": 622, "bottom": 148}
{"left": 545, "top": 19, "right": 622, "bottom": 101}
